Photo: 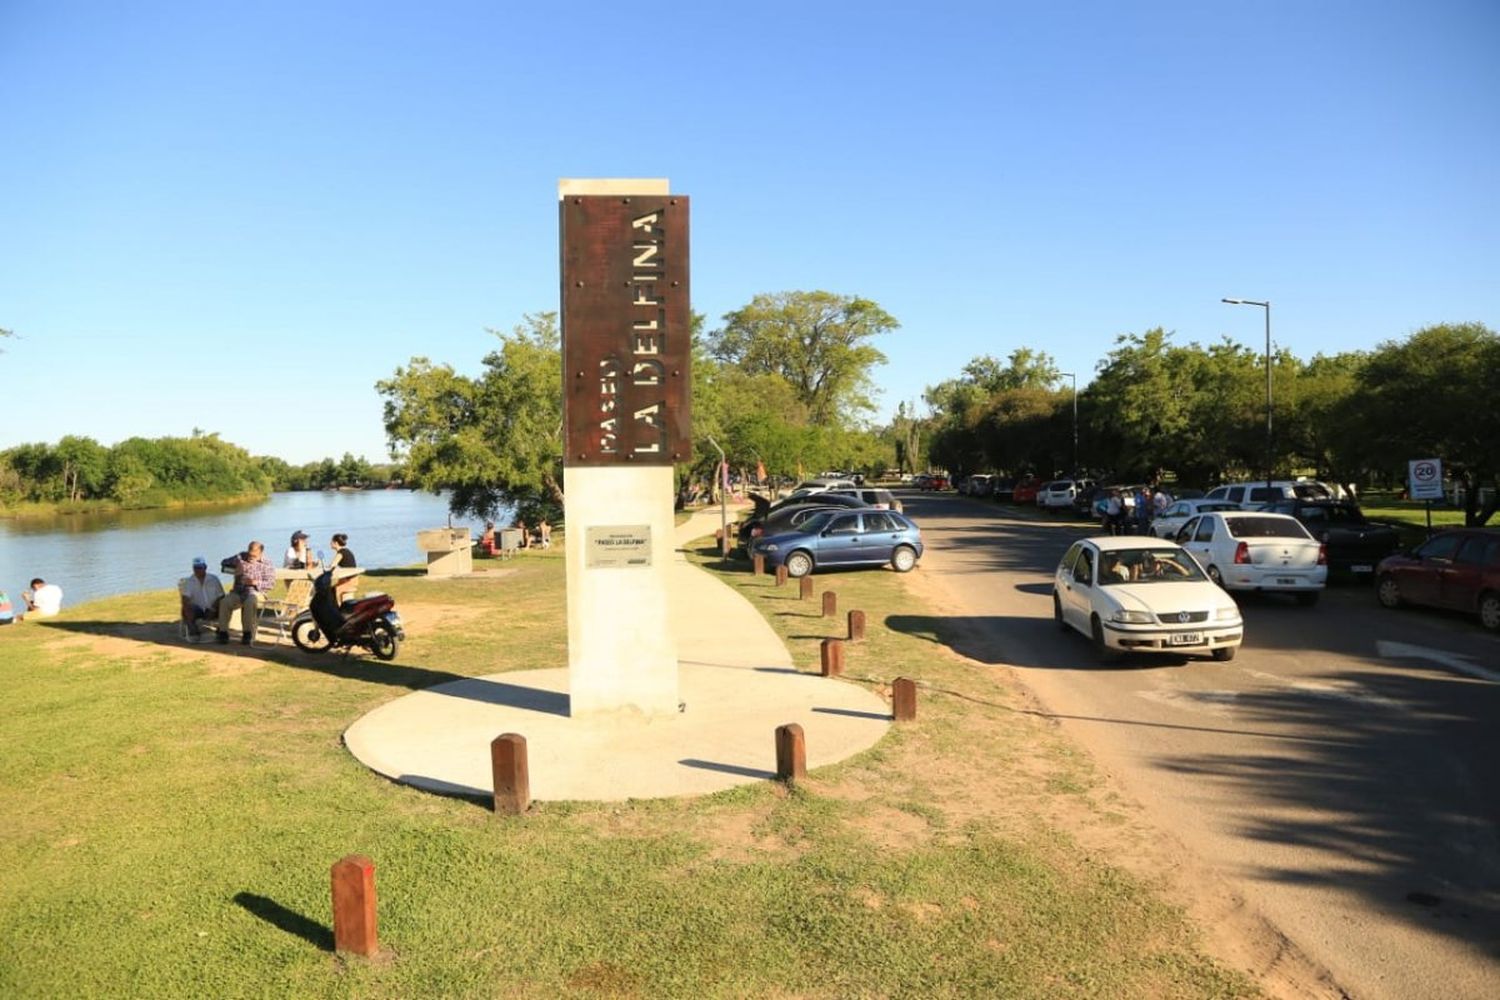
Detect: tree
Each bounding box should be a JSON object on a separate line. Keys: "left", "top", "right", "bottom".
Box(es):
{"left": 708, "top": 291, "right": 896, "bottom": 425}
{"left": 378, "top": 313, "right": 564, "bottom": 520}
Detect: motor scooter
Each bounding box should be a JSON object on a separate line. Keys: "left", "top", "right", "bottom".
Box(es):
{"left": 291, "top": 568, "right": 404, "bottom": 660}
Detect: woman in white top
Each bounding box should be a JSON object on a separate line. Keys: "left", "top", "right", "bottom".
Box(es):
{"left": 284, "top": 530, "right": 315, "bottom": 570}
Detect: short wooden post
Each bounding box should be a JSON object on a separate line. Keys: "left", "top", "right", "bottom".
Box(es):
{"left": 820, "top": 638, "right": 845, "bottom": 677}
{"left": 752, "top": 553, "right": 765, "bottom": 576}
{"left": 330, "top": 854, "right": 378, "bottom": 956}
{"left": 775, "top": 565, "right": 788, "bottom": 587}
{"left": 775, "top": 723, "right": 806, "bottom": 783}
{"left": 491, "top": 733, "right": 530, "bottom": 816}
{"left": 799, "top": 576, "right": 814, "bottom": 600}
{"left": 822, "top": 590, "right": 837, "bottom": 618}
{"left": 847, "top": 609, "right": 866, "bottom": 641}
{"left": 892, "top": 677, "right": 917, "bottom": 722}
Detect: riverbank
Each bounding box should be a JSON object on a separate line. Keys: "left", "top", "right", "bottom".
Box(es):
{"left": 0, "top": 490, "right": 270, "bottom": 520}
{"left": 0, "top": 539, "right": 1256, "bottom": 998}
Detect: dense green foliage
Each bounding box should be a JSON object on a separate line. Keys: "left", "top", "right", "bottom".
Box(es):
{"left": 0, "top": 432, "right": 272, "bottom": 510}
{"left": 918, "top": 322, "right": 1500, "bottom": 524}
{"left": 257, "top": 453, "right": 403, "bottom": 491}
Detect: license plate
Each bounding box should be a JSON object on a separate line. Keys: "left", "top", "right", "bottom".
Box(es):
{"left": 1169, "top": 632, "right": 1204, "bottom": 646}
{"left": 1276, "top": 577, "right": 1298, "bottom": 585}
{"left": 1351, "top": 564, "right": 1372, "bottom": 573}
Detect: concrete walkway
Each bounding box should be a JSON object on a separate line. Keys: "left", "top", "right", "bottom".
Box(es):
{"left": 343, "top": 505, "right": 891, "bottom": 802}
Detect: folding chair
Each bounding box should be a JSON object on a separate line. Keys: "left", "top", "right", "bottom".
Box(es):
{"left": 256, "top": 578, "right": 314, "bottom": 646}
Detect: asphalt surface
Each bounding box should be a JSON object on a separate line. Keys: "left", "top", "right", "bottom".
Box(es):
{"left": 900, "top": 490, "right": 1500, "bottom": 1000}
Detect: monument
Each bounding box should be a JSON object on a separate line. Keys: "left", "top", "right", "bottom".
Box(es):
{"left": 558, "top": 179, "right": 691, "bottom": 718}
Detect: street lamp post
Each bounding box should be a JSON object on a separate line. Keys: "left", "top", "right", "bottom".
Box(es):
{"left": 1060, "top": 371, "right": 1077, "bottom": 476}
{"left": 1222, "top": 298, "right": 1272, "bottom": 491}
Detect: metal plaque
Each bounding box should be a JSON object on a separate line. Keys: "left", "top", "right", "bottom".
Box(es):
{"left": 585, "top": 525, "right": 653, "bottom": 569}
{"left": 560, "top": 194, "right": 691, "bottom": 465}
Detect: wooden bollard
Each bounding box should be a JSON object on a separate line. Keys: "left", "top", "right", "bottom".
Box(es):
{"left": 820, "top": 638, "right": 845, "bottom": 677}
{"left": 330, "top": 854, "right": 378, "bottom": 956}
{"left": 847, "top": 609, "right": 866, "bottom": 641}
{"left": 799, "top": 576, "right": 814, "bottom": 600}
{"left": 892, "top": 677, "right": 917, "bottom": 722}
{"left": 775, "top": 564, "right": 788, "bottom": 587}
{"left": 822, "top": 590, "right": 837, "bottom": 618}
{"left": 753, "top": 553, "right": 765, "bottom": 576}
{"left": 775, "top": 723, "right": 806, "bottom": 783}
{"left": 491, "top": 733, "right": 530, "bottom": 816}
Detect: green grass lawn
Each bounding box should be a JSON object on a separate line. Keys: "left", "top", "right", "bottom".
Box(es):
{"left": 0, "top": 543, "right": 1255, "bottom": 999}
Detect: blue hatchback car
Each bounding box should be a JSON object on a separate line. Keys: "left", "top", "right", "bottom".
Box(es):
{"left": 752, "top": 508, "right": 923, "bottom": 578}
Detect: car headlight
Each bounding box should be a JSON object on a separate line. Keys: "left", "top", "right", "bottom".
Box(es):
{"left": 1110, "top": 610, "right": 1154, "bottom": 624}
{"left": 1215, "top": 607, "right": 1240, "bottom": 620}
{"left": 761, "top": 543, "right": 779, "bottom": 553}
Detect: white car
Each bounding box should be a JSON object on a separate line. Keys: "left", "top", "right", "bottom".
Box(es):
{"left": 1203, "top": 480, "right": 1334, "bottom": 509}
{"left": 1053, "top": 537, "right": 1243, "bottom": 662}
{"left": 1039, "top": 479, "right": 1087, "bottom": 510}
{"left": 1150, "top": 499, "right": 1242, "bottom": 539}
{"left": 1172, "top": 511, "right": 1327, "bottom": 604}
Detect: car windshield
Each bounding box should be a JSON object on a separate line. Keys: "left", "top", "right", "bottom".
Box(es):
{"left": 1097, "top": 549, "right": 1206, "bottom": 584}
{"left": 794, "top": 511, "right": 837, "bottom": 534}
{"left": 1225, "top": 515, "right": 1311, "bottom": 539}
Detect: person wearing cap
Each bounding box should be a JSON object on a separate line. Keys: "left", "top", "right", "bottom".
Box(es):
{"left": 284, "top": 531, "right": 315, "bottom": 570}
{"left": 179, "top": 557, "right": 225, "bottom": 639}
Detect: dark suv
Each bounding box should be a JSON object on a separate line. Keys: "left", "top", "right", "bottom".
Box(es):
{"left": 1260, "top": 499, "right": 1400, "bottom": 577}
{"left": 1376, "top": 529, "right": 1500, "bottom": 630}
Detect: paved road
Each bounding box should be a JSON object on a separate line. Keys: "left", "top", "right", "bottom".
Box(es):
{"left": 902, "top": 491, "right": 1500, "bottom": 1000}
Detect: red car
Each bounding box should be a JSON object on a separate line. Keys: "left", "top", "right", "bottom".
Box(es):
{"left": 1376, "top": 528, "right": 1500, "bottom": 630}
{"left": 1012, "top": 476, "right": 1042, "bottom": 504}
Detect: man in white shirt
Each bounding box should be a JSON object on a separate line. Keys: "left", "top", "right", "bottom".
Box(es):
{"left": 179, "top": 557, "right": 225, "bottom": 640}
{"left": 22, "top": 578, "right": 63, "bottom": 618}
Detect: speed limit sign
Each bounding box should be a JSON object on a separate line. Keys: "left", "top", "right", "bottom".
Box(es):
{"left": 1408, "top": 458, "right": 1443, "bottom": 500}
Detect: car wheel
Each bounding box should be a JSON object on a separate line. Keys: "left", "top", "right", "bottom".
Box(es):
{"left": 1294, "top": 591, "right": 1320, "bottom": 607}
{"left": 1053, "top": 592, "right": 1068, "bottom": 631}
{"left": 891, "top": 545, "right": 918, "bottom": 573}
{"left": 785, "top": 551, "right": 814, "bottom": 578}
{"left": 1376, "top": 574, "right": 1402, "bottom": 609}
{"left": 1090, "top": 615, "right": 1121, "bottom": 663}
{"left": 1211, "top": 646, "right": 1237, "bottom": 662}
{"left": 1479, "top": 591, "right": 1500, "bottom": 631}
{"left": 1207, "top": 565, "right": 1225, "bottom": 589}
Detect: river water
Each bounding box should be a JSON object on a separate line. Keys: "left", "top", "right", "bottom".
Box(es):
{"left": 0, "top": 490, "right": 503, "bottom": 608}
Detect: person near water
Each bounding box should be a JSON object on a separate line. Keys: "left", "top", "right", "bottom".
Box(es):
{"left": 329, "top": 533, "right": 358, "bottom": 604}
{"left": 217, "top": 542, "right": 275, "bottom": 645}
{"left": 179, "top": 556, "right": 225, "bottom": 639}
{"left": 283, "top": 530, "right": 315, "bottom": 570}
{"left": 22, "top": 578, "right": 64, "bottom": 619}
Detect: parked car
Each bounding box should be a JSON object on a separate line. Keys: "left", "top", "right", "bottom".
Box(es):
{"left": 1149, "top": 499, "right": 1242, "bottom": 539}
{"left": 1011, "top": 476, "right": 1042, "bottom": 504}
{"left": 752, "top": 508, "right": 924, "bottom": 578}
{"left": 789, "top": 478, "right": 856, "bottom": 496}
{"left": 960, "top": 474, "right": 993, "bottom": 497}
{"left": 1053, "top": 536, "right": 1244, "bottom": 662}
{"left": 1203, "top": 479, "right": 1334, "bottom": 509}
{"left": 1173, "top": 511, "right": 1327, "bottom": 603}
{"left": 1039, "top": 479, "right": 1091, "bottom": 510}
{"left": 1258, "top": 499, "right": 1401, "bottom": 577}
{"left": 1376, "top": 529, "right": 1500, "bottom": 630}
{"left": 735, "top": 493, "right": 870, "bottom": 550}
{"left": 825, "top": 486, "right": 903, "bottom": 512}
{"left": 918, "top": 474, "right": 950, "bottom": 491}
{"left": 989, "top": 478, "right": 1016, "bottom": 503}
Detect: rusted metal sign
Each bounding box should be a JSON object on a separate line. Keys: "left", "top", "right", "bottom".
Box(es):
{"left": 560, "top": 194, "right": 691, "bottom": 465}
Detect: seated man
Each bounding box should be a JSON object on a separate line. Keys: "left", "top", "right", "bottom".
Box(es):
{"left": 22, "top": 578, "right": 63, "bottom": 618}
{"left": 217, "top": 541, "right": 276, "bottom": 646}
{"left": 179, "top": 556, "right": 225, "bottom": 640}
{"left": 1100, "top": 555, "right": 1131, "bottom": 584}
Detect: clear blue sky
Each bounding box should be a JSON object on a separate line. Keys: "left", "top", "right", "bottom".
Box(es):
{"left": 3, "top": 1, "right": 1496, "bottom": 464}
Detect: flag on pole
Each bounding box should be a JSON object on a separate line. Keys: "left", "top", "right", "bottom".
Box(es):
{"left": 756, "top": 460, "right": 766, "bottom": 484}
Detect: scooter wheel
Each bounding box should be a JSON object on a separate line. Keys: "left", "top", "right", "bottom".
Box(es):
{"left": 292, "top": 619, "right": 331, "bottom": 653}
{"left": 369, "top": 620, "right": 399, "bottom": 661}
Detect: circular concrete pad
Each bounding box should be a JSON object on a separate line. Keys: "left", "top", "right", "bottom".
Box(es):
{"left": 344, "top": 663, "right": 891, "bottom": 802}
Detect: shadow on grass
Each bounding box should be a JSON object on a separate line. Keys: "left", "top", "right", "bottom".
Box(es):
{"left": 812, "top": 706, "right": 891, "bottom": 721}
{"left": 37, "top": 618, "right": 567, "bottom": 712}
{"left": 232, "top": 892, "right": 333, "bottom": 951}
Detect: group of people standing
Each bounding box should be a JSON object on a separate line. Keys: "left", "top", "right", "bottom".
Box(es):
{"left": 1097, "top": 485, "right": 1171, "bottom": 536}
{"left": 178, "top": 530, "right": 357, "bottom": 644}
